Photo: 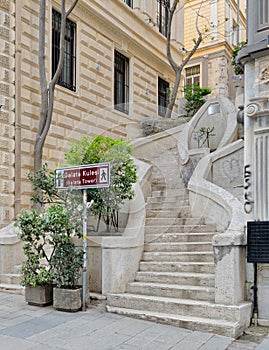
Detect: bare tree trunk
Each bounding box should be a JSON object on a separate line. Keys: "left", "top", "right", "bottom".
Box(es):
{"left": 164, "top": 0, "right": 202, "bottom": 119}
{"left": 34, "top": 0, "right": 78, "bottom": 173}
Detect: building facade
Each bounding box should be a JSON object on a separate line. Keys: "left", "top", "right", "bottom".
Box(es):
{"left": 238, "top": 0, "right": 269, "bottom": 325}
{"left": 0, "top": 0, "right": 184, "bottom": 228}
{"left": 183, "top": 0, "right": 246, "bottom": 101}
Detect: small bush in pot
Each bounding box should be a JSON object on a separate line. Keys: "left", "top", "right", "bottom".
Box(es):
{"left": 50, "top": 242, "right": 83, "bottom": 312}
{"left": 16, "top": 209, "right": 53, "bottom": 306}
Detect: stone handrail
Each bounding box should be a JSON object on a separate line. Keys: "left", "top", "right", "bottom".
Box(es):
{"left": 178, "top": 97, "right": 238, "bottom": 165}
{"left": 188, "top": 139, "right": 247, "bottom": 305}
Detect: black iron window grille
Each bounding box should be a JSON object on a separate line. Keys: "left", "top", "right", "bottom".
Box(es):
{"left": 158, "top": 77, "right": 169, "bottom": 117}
{"left": 123, "top": 0, "right": 133, "bottom": 8}
{"left": 156, "top": 0, "right": 169, "bottom": 37}
{"left": 114, "top": 51, "right": 129, "bottom": 114}
{"left": 52, "top": 9, "right": 76, "bottom": 91}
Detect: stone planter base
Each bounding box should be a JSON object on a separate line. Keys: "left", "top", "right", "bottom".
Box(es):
{"left": 25, "top": 284, "right": 53, "bottom": 306}
{"left": 53, "top": 287, "right": 82, "bottom": 312}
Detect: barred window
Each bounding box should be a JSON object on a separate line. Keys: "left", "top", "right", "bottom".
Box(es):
{"left": 52, "top": 9, "right": 76, "bottom": 91}
{"left": 158, "top": 77, "right": 169, "bottom": 117}
{"left": 156, "top": 0, "right": 169, "bottom": 37}
{"left": 123, "top": 0, "right": 133, "bottom": 8}
{"left": 114, "top": 51, "right": 129, "bottom": 114}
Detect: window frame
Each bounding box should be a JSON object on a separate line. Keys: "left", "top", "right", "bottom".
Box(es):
{"left": 184, "top": 65, "right": 201, "bottom": 87}
{"left": 158, "top": 77, "right": 169, "bottom": 117}
{"left": 123, "top": 0, "right": 133, "bottom": 8}
{"left": 114, "top": 50, "right": 130, "bottom": 115}
{"left": 258, "top": 0, "right": 269, "bottom": 31}
{"left": 156, "top": 0, "right": 169, "bottom": 37}
{"left": 52, "top": 9, "right": 77, "bottom": 92}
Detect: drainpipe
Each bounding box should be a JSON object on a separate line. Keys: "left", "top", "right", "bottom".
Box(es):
{"left": 14, "top": 1, "right": 22, "bottom": 217}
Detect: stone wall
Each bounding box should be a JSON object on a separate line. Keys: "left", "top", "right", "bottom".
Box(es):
{"left": 0, "top": 0, "right": 15, "bottom": 227}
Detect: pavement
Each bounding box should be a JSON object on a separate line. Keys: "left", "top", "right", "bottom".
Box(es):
{"left": 0, "top": 292, "right": 269, "bottom": 350}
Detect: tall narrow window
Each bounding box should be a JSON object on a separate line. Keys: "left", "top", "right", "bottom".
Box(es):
{"left": 185, "top": 65, "right": 200, "bottom": 87}
{"left": 158, "top": 77, "right": 169, "bottom": 117}
{"left": 114, "top": 51, "right": 129, "bottom": 114}
{"left": 258, "top": 0, "right": 269, "bottom": 30}
{"left": 52, "top": 9, "right": 76, "bottom": 91}
{"left": 123, "top": 0, "right": 133, "bottom": 8}
{"left": 156, "top": 0, "right": 169, "bottom": 37}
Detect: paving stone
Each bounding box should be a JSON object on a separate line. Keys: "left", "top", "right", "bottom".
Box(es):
{"left": 1, "top": 291, "right": 268, "bottom": 350}
{"left": 256, "top": 336, "right": 269, "bottom": 350}
{"left": 199, "top": 335, "right": 234, "bottom": 350}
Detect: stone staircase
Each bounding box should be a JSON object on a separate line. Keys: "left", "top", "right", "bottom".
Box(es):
{"left": 0, "top": 265, "right": 24, "bottom": 295}
{"left": 106, "top": 146, "right": 243, "bottom": 337}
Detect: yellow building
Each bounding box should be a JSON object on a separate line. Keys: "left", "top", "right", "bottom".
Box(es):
{"left": 183, "top": 0, "right": 246, "bottom": 100}
{"left": 0, "top": 0, "right": 184, "bottom": 227}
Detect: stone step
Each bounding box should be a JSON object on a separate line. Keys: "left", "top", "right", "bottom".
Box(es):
{"left": 0, "top": 283, "right": 24, "bottom": 295}
{"left": 147, "top": 196, "right": 189, "bottom": 205}
{"left": 146, "top": 202, "right": 189, "bottom": 211}
{"left": 107, "top": 293, "right": 249, "bottom": 323}
{"left": 144, "top": 232, "right": 214, "bottom": 243}
{"left": 126, "top": 281, "right": 215, "bottom": 301}
{"left": 151, "top": 165, "right": 179, "bottom": 172}
{"left": 145, "top": 217, "right": 204, "bottom": 226}
{"left": 151, "top": 183, "right": 186, "bottom": 191}
{"left": 139, "top": 261, "right": 215, "bottom": 274}
{"left": 0, "top": 273, "right": 22, "bottom": 286}
{"left": 146, "top": 208, "right": 191, "bottom": 218}
{"left": 106, "top": 306, "right": 240, "bottom": 338}
{"left": 142, "top": 251, "right": 214, "bottom": 262}
{"left": 144, "top": 224, "right": 216, "bottom": 234}
{"left": 151, "top": 189, "right": 188, "bottom": 198}
{"left": 144, "top": 242, "right": 212, "bottom": 252}
{"left": 135, "top": 271, "right": 214, "bottom": 287}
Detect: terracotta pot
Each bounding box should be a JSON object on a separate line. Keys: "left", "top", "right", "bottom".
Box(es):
{"left": 25, "top": 284, "right": 53, "bottom": 306}
{"left": 53, "top": 287, "right": 82, "bottom": 312}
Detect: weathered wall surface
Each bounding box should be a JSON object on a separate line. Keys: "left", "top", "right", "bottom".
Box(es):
{"left": 0, "top": 0, "right": 15, "bottom": 228}
{"left": 212, "top": 147, "right": 244, "bottom": 201}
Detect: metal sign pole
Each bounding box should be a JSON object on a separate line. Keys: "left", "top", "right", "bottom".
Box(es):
{"left": 82, "top": 189, "right": 87, "bottom": 312}
{"left": 54, "top": 162, "right": 109, "bottom": 312}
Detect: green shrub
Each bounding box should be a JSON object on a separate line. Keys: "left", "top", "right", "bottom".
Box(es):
{"left": 65, "top": 135, "right": 137, "bottom": 230}
{"left": 50, "top": 242, "right": 83, "bottom": 288}
{"left": 231, "top": 41, "right": 245, "bottom": 75}
{"left": 182, "top": 85, "right": 211, "bottom": 117}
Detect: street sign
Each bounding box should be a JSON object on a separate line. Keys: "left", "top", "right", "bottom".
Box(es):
{"left": 54, "top": 162, "right": 110, "bottom": 190}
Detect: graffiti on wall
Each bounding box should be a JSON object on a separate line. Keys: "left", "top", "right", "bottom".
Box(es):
{"left": 244, "top": 164, "right": 254, "bottom": 214}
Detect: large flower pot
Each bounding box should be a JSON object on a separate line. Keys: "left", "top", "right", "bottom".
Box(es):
{"left": 25, "top": 284, "right": 53, "bottom": 306}
{"left": 53, "top": 287, "right": 82, "bottom": 312}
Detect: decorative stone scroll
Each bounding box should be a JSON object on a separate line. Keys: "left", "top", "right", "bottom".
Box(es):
{"left": 246, "top": 98, "right": 269, "bottom": 118}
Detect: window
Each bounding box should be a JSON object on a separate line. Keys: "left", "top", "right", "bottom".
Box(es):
{"left": 114, "top": 51, "right": 129, "bottom": 114}
{"left": 231, "top": 19, "right": 239, "bottom": 46}
{"left": 185, "top": 65, "right": 200, "bottom": 87}
{"left": 258, "top": 0, "right": 269, "bottom": 30}
{"left": 52, "top": 9, "right": 76, "bottom": 91}
{"left": 123, "top": 0, "right": 133, "bottom": 8}
{"left": 158, "top": 77, "right": 169, "bottom": 117}
{"left": 156, "top": 0, "right": 169, "bottom": 37}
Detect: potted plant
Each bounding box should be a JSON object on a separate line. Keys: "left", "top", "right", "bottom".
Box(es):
{"left": 50, "top": 241, "right": 83, "bottom": 312}
{"left": 16, "top": 209, "right": 53, "bottom": 306}
{"left": 16, "top": 173, "right": 82, "bottom": 307}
